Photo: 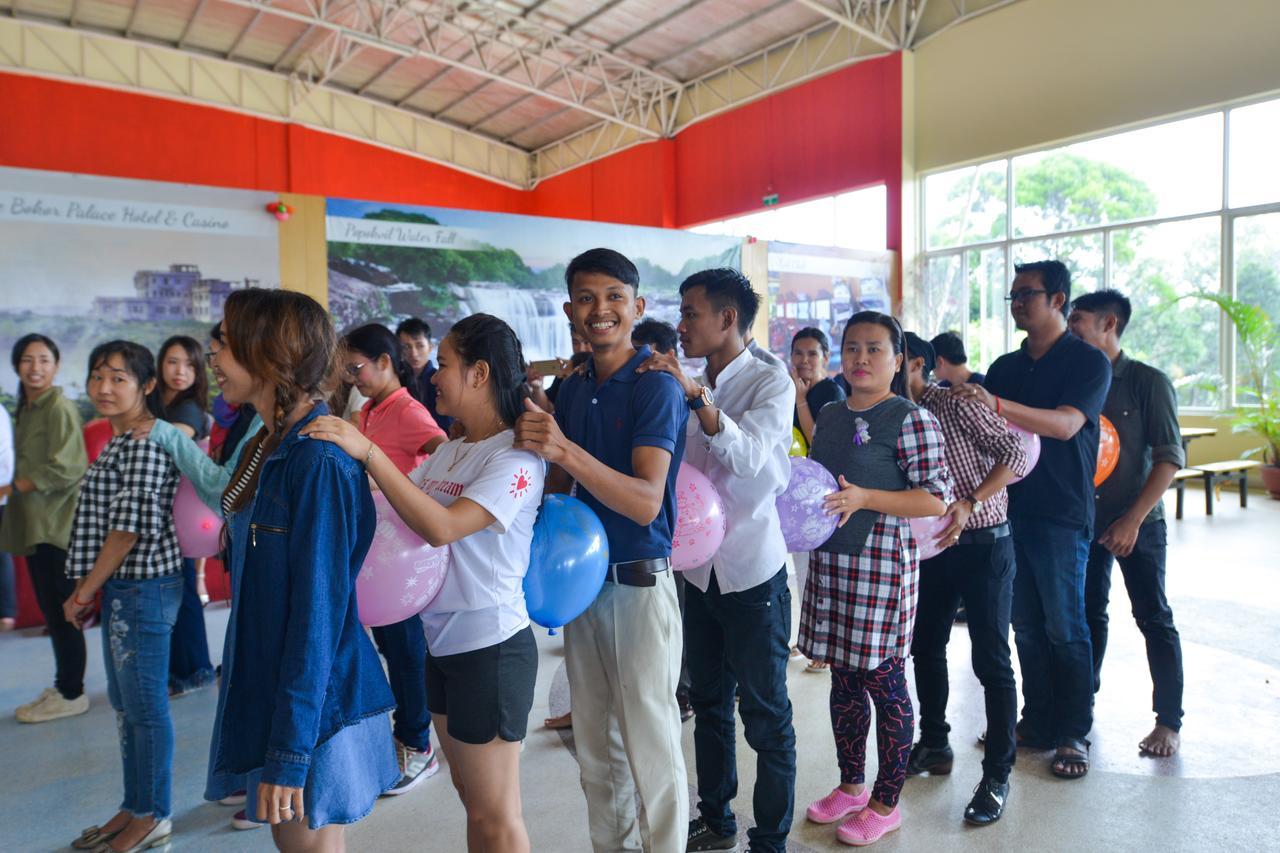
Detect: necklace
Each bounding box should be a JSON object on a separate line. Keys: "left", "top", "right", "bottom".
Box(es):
{"left": 445, "top": 417, "right": 506, "bottom": 472}
{"left": 447, "top": 440, "right": 479, "bottom": 473}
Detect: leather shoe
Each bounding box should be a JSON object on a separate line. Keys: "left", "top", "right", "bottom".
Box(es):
{"left": 905, "top": 741, "right": 954, "bottom": 776}
{"left": 963, "top": 777, "right": 1009, "bottom": 826}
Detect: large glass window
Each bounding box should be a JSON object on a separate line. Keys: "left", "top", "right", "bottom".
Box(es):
{"left": 690, "top": 185, "right": 887, "bottom": 251}
{"left": 1012, "top": 113, "right": 1222, "bottom": 237}
{"left": 921, "top": 95, "right": 1280, "bottom": 411}
{"left": 1229, "top": 100, "right": 1280, "bottom": 209}
{"left": 967, "top": 247, "right": 1007, "bottom": 370}
{"left": 1110, "top": 217, "right": 1222, "bottom": 408}
{"left": 1232, "top": 212, "right": 1280, "bottom": 405}
{"left": 924, "top": 159, "right": 1007, "bottom": 249}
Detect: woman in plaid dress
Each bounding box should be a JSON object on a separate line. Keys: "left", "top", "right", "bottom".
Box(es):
{"left": 798, "top": 312, "right": 951, "bottom": 846}
{"left": 62, "top": 341, "right": 183, "bottom": 853}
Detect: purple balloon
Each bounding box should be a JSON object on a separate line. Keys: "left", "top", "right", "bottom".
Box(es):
{"left": 777, "top": 457, "right": 839, "bottom": 552}
{"left": 357, "top": 492, "right": 450, "bottom": 627}
{"left": 1006, "top": 423, "right": 1041, "bottom": 484}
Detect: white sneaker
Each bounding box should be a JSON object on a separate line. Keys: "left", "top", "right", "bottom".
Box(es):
{"left": 231, "top": 809, "right": 262, "bottom": 830}
{"left": 14, "top": 686, "right": 58, "bottom": 717}
{"left": 382, "top": 741, "right": 440, "bottom": 796}
{"left": 219, "top": 791, "right": 247, "bottom": 806}
{"left": 16, "top": 691, "right": 89, "bottom": 723}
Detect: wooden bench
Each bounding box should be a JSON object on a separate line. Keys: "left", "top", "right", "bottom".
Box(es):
{"left": 1184, "top": 460, "right": 1263, "bottom": 516}
{"left": 1170, "top": 468, "right": 1203, "bottom": 520}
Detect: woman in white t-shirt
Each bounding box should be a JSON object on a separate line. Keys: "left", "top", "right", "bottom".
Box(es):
{"left": 305, "top": 313, "right": 543, "bottom": 852}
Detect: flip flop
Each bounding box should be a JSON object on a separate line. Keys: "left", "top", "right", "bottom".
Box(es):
{"left": 1051, "top": 738, "right": 1090, "bottom": 779}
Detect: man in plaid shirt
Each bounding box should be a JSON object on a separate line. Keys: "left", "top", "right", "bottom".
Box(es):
{"left": 902, "top": 332, "right": 1029, "bottom": 827}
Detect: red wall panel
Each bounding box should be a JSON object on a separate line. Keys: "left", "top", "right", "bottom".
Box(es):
{"left": 1, "top": 54, "right": 901, "bottom": 245}
{"left": 674, "top": 54, "right": 903, "bottom": 249}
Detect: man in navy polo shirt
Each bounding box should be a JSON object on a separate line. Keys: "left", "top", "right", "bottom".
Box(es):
{"left": 515, "top": 248, "right": 689, "bottom": 853}
{"left": 952, "top": 259, "right": 1111, "bottom": 781}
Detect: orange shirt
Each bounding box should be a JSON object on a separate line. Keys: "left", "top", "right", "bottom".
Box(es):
{"left": 359, "top": 387, "right": 446, "bottom": 474}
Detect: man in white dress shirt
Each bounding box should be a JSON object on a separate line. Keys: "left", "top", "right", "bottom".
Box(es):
{"left": 639, "top": 268, "right": 796, "bottom": 853}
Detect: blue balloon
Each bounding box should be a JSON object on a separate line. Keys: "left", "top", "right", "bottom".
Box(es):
{"left": 525, "top": 495, "right": 609, "bottom": 631}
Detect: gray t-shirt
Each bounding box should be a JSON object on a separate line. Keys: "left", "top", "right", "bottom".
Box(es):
{"left": 1094, "top": 352, "right": 1185, "bottom": 531}
{"left": 809, "top": 395, "right": 914, "bottom": 554}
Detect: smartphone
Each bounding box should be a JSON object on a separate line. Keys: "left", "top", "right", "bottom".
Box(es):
{"left": 529, "top": 358, "right": 566, "bottom": 377}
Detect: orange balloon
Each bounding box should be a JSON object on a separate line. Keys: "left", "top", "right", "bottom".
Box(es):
{"left": 1095, "top": 415, "right": 1120, "bottom": 486}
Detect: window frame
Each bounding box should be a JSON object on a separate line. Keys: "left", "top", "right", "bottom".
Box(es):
{"left": 919, "top": 91, "right": 1280, "bottom": 414}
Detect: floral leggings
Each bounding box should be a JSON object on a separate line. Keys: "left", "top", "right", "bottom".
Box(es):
{"left": 830, "top": 657, "right": 914, "bottom": 808}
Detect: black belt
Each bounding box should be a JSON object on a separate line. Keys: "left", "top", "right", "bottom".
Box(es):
{"left": 956, "top": 522, "right": 1011, "bottom": 545}
{"left": 605, "top": 558, "right": 671, "bottom": 587}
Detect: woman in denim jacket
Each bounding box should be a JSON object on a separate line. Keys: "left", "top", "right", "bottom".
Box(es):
{"left": 203, "top": 288, "right": 397, "bottom": 852}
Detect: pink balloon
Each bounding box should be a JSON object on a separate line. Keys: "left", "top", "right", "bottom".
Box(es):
{"left": 357, "top": 492, "right": 450, "bottom": 627}
{"left": 174, "top": 476, "right": 223, "bottom": 558}
{"left": 908, "top": 515, "right": 951, "bottom": 562}
{"left": 671, "top": 463, "right": 727, "bottom": 572}
{"left": 1006, "top": 423, "right": 1041, "bottom": 485}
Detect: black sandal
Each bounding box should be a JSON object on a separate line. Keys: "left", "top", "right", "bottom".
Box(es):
{"left": 1051, "top": 738, "right": 1090, "bottom": 779}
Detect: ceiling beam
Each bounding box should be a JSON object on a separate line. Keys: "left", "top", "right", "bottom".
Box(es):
{"left": 789, "top": 0, "right": 904, "bottom": 52}
{"left": 219, "top": 0, "right": 681, "bottom": 139}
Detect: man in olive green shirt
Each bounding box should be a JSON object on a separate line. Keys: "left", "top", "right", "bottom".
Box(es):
{"left": 0, "top": 346, "right": 90, "bottom": 723}
{"left": 1069, "top": 290, "right": 1185, "bottom": 758}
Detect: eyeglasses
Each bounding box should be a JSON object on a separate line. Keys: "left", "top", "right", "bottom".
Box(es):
{"left": 343, "top": 362, "right": 367, "bottom": 377}
{"left": 1005, "top": 289, "right": 1048, "bottom": 304}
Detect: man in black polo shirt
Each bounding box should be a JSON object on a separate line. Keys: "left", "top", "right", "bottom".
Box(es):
{"left": 952, "top": 259, "right": 1111, "bottom": 780}
{"left": 1069, "top": 289, "right": 1185, "bottom": 757}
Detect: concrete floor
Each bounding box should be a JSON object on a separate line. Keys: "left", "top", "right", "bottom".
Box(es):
{"left": 2, "top": 486, "right": 1278, "bottom": 852}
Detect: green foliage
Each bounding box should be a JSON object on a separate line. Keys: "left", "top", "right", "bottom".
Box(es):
{"left": 1189, "top": 291, "right": 1280, "bottom": 464}
{"left": 1014, "top": 153, "right": 1158, "bottom": 236}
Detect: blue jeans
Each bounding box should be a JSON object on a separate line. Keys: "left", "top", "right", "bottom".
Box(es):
{"left": 371, "top": 616, "right": 431, "bottom": 751}
{"left": 1010, "top": 517, "right": 1093, "bottom": 743}
{"left": 168, "top": 559, "right": 214, "bottom": 693}
{"left": 102, "top": 574, "right": 183, "bottom": 819}
{"left": 685, "top": 567, "right": 795, "bottom": 851}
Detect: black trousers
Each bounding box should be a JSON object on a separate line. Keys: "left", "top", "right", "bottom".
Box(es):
{"left": 910, "top": 535, "right": 1017, "bottom": 782}
{"left": 27, "top": 544, "right": 87, "bottom": 700}
{"left": 1086, "top": 519, "right": 1184, "bottom": 731}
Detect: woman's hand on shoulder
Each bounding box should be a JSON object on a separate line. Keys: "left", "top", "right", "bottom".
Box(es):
{"left": 300, "top": 415, "right": 370, "bottom": 462}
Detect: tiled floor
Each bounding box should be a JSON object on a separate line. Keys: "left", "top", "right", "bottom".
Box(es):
{"left": 2, "top": 487, "right": 1278, "bottom": 851}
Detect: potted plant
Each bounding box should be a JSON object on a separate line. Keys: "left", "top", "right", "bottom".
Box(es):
{"left": 1193, "top": 291, "right": 1280, "bottom": 498}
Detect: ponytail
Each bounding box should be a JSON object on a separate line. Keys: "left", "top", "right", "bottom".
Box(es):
{"left": 446, "top": 314, "right": 529, "bottom": 428}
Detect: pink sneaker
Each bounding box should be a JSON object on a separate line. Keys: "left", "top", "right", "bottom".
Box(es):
{"left": 806, "top": 787, "right": 871, "bottom": 824}
{"left": 836, "top": 806, "right": 901, "bottom": 846}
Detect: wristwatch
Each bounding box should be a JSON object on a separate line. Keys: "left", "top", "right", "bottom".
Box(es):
{"left": 689, "top": 385, "right": 714, "bottom": 411}
{"left": 963, "top": 495, "right": 984, "bottom": 514}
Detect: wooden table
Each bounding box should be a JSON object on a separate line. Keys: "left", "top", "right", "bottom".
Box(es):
{"left": 1179, "top": 426, "right": 1216, "bottom": 456}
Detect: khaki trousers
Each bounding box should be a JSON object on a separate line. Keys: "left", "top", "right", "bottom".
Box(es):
{"left": 566, "top": 571, "right": 688, "bottom": 852}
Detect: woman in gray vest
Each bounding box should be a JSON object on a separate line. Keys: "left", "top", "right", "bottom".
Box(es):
{"left": 797, "top": 311, "right": 952, "bottom": 846}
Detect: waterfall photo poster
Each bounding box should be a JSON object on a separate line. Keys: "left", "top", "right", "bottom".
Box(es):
{"left": 325, "top": 198, "right": 742, "bottom": 361}
{"left": 0, "top": 166, "right": 280, "bottom": 417}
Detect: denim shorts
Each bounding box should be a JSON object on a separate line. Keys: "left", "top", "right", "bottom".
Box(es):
{"left": 425, "top": 626, "right": 537, "bottom": 744}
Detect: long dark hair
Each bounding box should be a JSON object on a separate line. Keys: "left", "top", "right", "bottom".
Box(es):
{"left": 223, "top": 288, "right": 336, "bottom": 431}
{"left": 843, "top": 311, "right": 909, "bottom": 399}
{"left": 447, "top": 314, "right": 529, "bottom": 427}
{"left": 344, "top": 323, "right": 413, "bottom": 392}
{"left": 87, "top": 340, "right": 166, "bottom": 420}
{"left": 157, "top": 335, "right": 209, "bottom": 414}
{"left": 10, "top": 333, "right": 60, "bottom": 415}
